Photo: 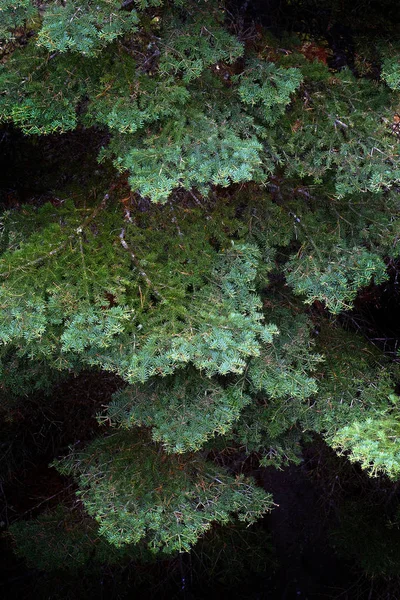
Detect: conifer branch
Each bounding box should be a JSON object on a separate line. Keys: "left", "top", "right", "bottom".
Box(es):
{"left": 119, "top": 228, "right": 163, "bottom": 300}
{"left": 0, "top": 240, "right": 68, "bottom": 278}
{"left": 0, "top": 194, "right": 109, "bottom": 278}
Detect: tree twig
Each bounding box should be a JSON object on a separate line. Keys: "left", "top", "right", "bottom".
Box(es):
{"left": 119, "top": 228, "right": 163, "bottom": 300}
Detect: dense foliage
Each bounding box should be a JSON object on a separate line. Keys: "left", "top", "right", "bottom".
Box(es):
{"left": 1, "top": 0, "right": 400, "bottom": 594}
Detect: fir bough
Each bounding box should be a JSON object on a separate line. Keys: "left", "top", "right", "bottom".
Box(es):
{"left": 54, "top": 430, "right": 273, "bottom": 553}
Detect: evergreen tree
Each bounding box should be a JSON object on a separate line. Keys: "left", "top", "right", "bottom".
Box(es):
{"left": 1, "top": 0, "right": 400, "bottom": 586}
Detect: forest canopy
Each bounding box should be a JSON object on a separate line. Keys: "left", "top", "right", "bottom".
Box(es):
{"left": 0, "top": 0, "right": 400, "bottom": 595}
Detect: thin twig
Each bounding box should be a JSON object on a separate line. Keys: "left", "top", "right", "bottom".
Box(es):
{"left": 18, "top": 483, "right": 75, "bottom": 518}
{"left": 119, "top": 228, "right": 163, "bottom": 300}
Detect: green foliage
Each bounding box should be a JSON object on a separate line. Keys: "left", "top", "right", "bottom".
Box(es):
{"left": 107, "top": 370, "right": 252, "bottom": 453}
{"left": 0, "top": 0, "right": 36, "bottom": 40}
{"left": 332, "top": 416, "right": 400, "bottom": 479}
{"left": 108, "top": 104, "right": 266, "bottom": 201}
{"left": 36, "top": 0, "right": 139, "bottom": 56}
{"left": 54, "top": 430, "right": 273, "bottom": 553}
{"left": 0, "top": 197, "right": 281, "bottom": 383}
{"left": 236, "top": 60, "right": 303, "bottom": 125}
{"left": 271, "top": 59, "right": 400, "bottom": 197}
{"left": 231, "top": 309, "right": 321, "bottom": 467}
{"left": 381, "top": 57, "right": 400, "bottom": 91}
{"left": 9, "top": 504, "right": 142, "bottom": 571}
{"left": 158, "top": 6, "right": 244, "bottom": 82}
{"left": 1, "top": 187, "right": 399, "bottom": 556}
{"left": 0, "top": 45, "right": 103, "bottom": 133}
{"left": 2, "top": 0, "right": 398, "bottom": 201}
{"left": 1, "top": 0, "right": 400, "bottom": 581}
{"left": 247, "top": 310, "right": 321, "bottom": 400}
{"left": 380, "top": 42, "right": 400, "bottom": 91}
{"left": 310, "top": 324, "right": 396, "bottom": 433}
{"left": 286, "top": 245, "right": 388, "bottom": 313}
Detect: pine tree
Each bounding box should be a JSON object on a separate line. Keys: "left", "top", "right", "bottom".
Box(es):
{"left": 1, "top": 0, "right": 400, "bottom": 580}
